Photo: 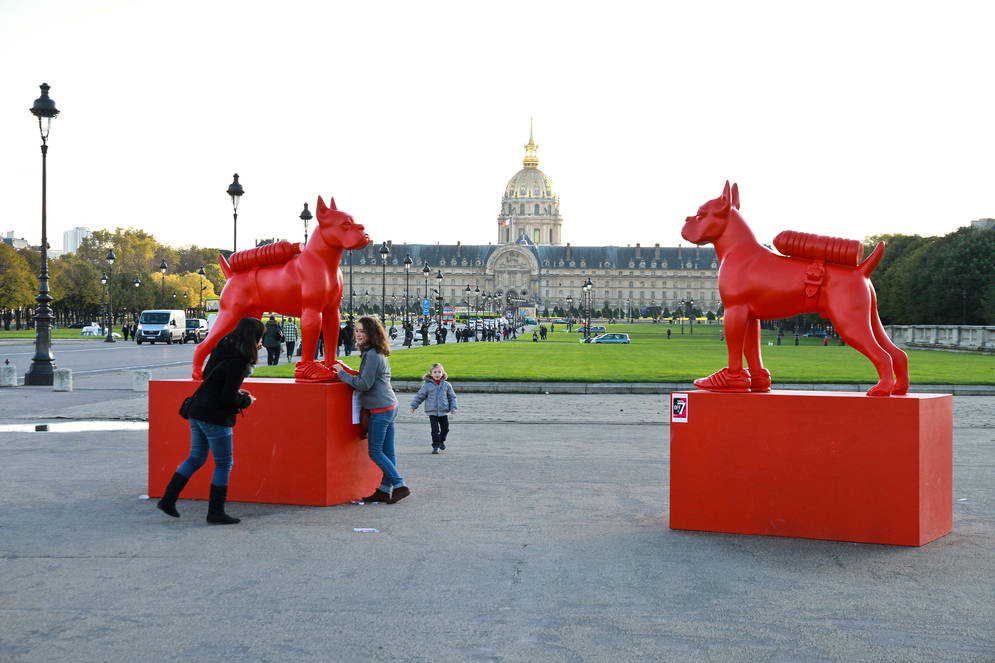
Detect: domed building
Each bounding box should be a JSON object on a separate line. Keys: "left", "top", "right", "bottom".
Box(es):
{"left": 340, "top": 127, "right": 719, "bottom": 322}
{"left": 497, "top": 126, "right": 563, "bottom": 246}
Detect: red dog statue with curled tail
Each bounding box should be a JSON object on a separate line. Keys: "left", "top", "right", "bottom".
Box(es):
{"left": 681, "top": 182, "right": 909, "bottom": 397}
{"left": 192, "top": 196, "right": 370, "bottom": 382}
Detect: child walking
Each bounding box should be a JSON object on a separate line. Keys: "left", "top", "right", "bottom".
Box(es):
{"left": 409, "top": 363, "right": 458, "bottom": 454}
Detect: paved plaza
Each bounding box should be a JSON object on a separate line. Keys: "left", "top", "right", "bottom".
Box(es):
{"left": 0, "top": 361, "right": 993, "bottom": 661}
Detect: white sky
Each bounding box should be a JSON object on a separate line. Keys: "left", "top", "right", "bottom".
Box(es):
{"left": 2, "top": 0, "right": 993, "bottom": 255}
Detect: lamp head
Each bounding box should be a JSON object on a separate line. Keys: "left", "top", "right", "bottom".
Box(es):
{"left": 30, "top": 83, "right": 59, "bottom": 140}
{"left": 227, "top": 174, "right": 244, "bottom": 211}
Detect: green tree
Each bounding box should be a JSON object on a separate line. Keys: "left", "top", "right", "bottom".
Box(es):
{"left": 0, "top": 243, "right": 35, "bottom": 309}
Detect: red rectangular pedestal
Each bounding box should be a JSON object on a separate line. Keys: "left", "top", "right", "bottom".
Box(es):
{"left": 149, "top": 378, "right": 382, "bottom": 506}
{"left": 669, "top": 390, "right": 952, "bottom": 546}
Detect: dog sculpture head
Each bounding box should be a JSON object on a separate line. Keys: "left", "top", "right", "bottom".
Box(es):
{"left": 315, "top": 196, "right": 370, "bottom": 250}
{"left": 681, "top": 181, "right": 741, "bottom": 245}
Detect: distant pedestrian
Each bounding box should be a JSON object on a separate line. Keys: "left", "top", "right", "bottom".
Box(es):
{"left": 262, "top": 315, "right": 283, "bottom": 365}
{"left": 282, "top": 317, "right": 298, "bottom": 361}
{"left": 341, "top": 320, "right": 355, "bottom": 356}
{"left": 532, "top": 331, "right": 538, "bottom": 342}
{"left": 157, "top": 316, "right": 264, "bottom": 524}
{"left": 667, "top": 328, "right": 671, "bottom": 340}
{"left": 409, "top": 362, "right": 458, "bottom": 454}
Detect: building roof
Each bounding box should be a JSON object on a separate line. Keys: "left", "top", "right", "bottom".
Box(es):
{"left": 352, "top": 241, "right": 718, "bottom": 271}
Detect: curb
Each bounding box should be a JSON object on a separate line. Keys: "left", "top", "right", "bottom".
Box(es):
{"left": 391, "top": 381, "right": 995, "bottom": 396}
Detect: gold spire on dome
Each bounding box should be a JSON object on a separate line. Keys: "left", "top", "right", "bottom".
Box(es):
{"left": 523, "top": 119, "right": 539, "bottom": 169}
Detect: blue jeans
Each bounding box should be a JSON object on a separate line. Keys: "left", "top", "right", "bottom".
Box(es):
{"left": 367, "top": 407, "right": 404, "bottom": 492}
{"left": 177, "top": 418, "right": 234, "bottom": 486}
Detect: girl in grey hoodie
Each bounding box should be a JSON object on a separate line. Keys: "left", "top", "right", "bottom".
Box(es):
{"left": 409, "top": 363, "right": 458, "bottom": 454}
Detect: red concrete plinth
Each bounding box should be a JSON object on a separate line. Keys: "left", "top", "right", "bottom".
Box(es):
{"left": 669, "top": 390, "right": 952, "bottom": 546}
{"left": 149, "top": 378, "right": 381, "bottom": 506}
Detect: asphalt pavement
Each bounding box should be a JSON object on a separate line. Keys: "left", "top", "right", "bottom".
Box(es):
{"left": 0, "top": 339, "right": 993, "bottom": 661}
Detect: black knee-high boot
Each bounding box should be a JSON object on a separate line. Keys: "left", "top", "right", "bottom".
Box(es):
{"left": 156, "top": 472, "right": 189, "bottom": 518}
{"left": 206, "top": 484, "right": 240, "bottom": 525}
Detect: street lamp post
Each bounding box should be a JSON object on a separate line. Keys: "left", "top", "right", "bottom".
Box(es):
{"left": 626, "top": 297, "right": 630, "bottom": 324}
{"left": 25, "top": 83, "right": 60, "bottom": 385}
{"left": 688, "top": 297, "right": 695, "bottom": 335}
{"left": 422, "top": 263, "right": 430, "bottom": 321}
{"left": 474, "top": 285, "right": 480, "bottom": 338}
{"left": 566, "top": 295, "right": 573, "bottom": 320}
{"left": 299, "top": 202, "right": 312, "bottom": 246}
{"left": 464, "top": 285, "right": 471, "bottom": 326}
{"left": 105, "top": 249, "right": 116, "bottom": 342}
{"left": 348, "top": 250, "right": 354, "bottom": 322}
{"left": 583, "top": 278, "right": 593, "bottom": 341}
{"left": 403, "top": 254, "right": 412, "bottom": 325}
{"left": 159, "top": 260, "right": 167, "bottom": 307}
{"left": 436, "top": 270, "right": 444, "bottom": 331}
{"left": 133, "top": 277, "right": 141, "bottom": 324}
{"left": 379, "top": 242, "right": 390, "bottom": 326}
{"left": 227, "top": 174, "right": 244, "bottom": 253}
{"left": 100, "top": 273, "right": 108, "bottom": 335}
{"left": 197, "top": 266, "right": 206, "bottom": 317}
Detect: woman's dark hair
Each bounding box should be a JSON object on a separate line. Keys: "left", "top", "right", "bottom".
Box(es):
{"left": 357, "top": 316, "right": 390, "bottom": 356}
{"left": 224, "top": 317, "right": 266, "bottom": 364}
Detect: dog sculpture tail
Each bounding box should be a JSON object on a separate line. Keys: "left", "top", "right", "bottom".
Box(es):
{"left": 219, "top": 253, "right": 232, "bottom": 280}
{"left": 859, "top": 241, "right": 885, "bottom": 277}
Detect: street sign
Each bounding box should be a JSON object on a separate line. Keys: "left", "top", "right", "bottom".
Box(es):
{"left": 422, "top": 298, "right": 430, "bottom": 315}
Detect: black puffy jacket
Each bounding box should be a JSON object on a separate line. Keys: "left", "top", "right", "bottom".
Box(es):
{"left": 188, "top": 338, "right": 254, "bottom": 427}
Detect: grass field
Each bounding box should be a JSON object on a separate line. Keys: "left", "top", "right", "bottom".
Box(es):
{"left": 253, "top": 322, "right": 995, "bottom": 385}
{"left": 0, "top": 327, "right": 125, "bottom": 340}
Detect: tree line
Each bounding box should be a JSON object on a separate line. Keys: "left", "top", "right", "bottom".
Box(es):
{"left": 0, "top": 228, "right": 224, "bottom": 329}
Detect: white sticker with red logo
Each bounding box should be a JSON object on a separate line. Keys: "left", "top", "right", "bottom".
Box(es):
{"left": 671, "top": 393, "right": 689, "bottom": 423}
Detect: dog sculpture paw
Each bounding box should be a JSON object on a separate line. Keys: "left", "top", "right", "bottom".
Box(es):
{"left": 746, "top": 368, "right": 771, "bottom": 393}
{"left": 294, "top": 360, "right": 337, "bottom": 383}
{"left": 693, "top": 368, "right": 751, "bottom": 393}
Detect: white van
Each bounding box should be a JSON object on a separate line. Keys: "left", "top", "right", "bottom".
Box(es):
{"left": 136, "top": 309, "right": 187, "bottom": 345}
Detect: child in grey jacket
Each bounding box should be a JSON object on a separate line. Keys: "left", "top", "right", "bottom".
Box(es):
{"left": 409, "top": 363, "right": 458, "bottom": 454}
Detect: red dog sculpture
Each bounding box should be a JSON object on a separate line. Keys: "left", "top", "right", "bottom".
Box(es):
{"left": 681, "top": 182, "right": 909, "bottom": 397}
{"left": 192, "top": 196, "right": 369, "bottom": 382}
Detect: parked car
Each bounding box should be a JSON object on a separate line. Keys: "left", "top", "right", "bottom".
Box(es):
{"left": 803, "top": 330, "right": 827, "bottom": 337}
{"left": 136, "top": 309, "right": 186, "bottom": 345}
{"left": 575, "top": 325, "right": 607, "bottom": 334}
{"left": 185, "top": 318, "right": 209, "bottom": 343}
{"left": 585, "top": 333, "right": 631, "bottom": 344}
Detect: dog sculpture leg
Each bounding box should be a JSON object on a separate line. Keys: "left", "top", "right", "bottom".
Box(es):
{"left": 743, "top": 318, "right": 771, "bottom": 392}
{"left": 833, "top": 310, "right": 896, "bottom": 397}
{"left": 870, "top": 297, "right": 909, "bottom": 395}
{"left": 320, "top": 305, "right": 340, "bottom": 368}
{"left": 693, "top": 306, "right": 751, "bottom": 392}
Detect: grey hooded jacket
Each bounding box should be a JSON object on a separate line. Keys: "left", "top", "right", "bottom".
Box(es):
{"left": 409, "top": 373, "right": 458, "bottom": 416}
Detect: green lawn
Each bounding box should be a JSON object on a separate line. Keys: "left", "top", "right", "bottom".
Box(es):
{"left": 253, "top": 323, "right": 995, "bottom": 385}
{"left": 0, "top": 327, "right": 125, "bottom": 340}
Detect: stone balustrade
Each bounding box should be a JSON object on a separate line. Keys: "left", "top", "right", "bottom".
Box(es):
{"left": 885, "top": 325, "right": 995, "bottom": 353}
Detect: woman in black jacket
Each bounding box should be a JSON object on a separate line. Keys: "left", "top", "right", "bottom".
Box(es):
{"left": 157, "top": 317, "right": 265, "bottom": 524}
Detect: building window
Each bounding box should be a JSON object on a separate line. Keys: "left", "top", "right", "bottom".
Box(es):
{"left": 534, "top": 204, "right": 540, "bottom": 215}
{"left": 520, "top": 203, "right": 525, "bottom": 215}
{"left": 534, "top": 229, "right": 540, "bottom": 243}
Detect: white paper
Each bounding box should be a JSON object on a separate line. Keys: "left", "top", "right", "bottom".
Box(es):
{"left": 353, "top": 528, "right": 379, "bottom": 533}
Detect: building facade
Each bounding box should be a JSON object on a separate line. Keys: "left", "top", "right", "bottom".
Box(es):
{"left": 62, "top": 226, "right": 92, "bottom": 254}
{"left": 342, "top": 130, "right": 719, "bottom": 319}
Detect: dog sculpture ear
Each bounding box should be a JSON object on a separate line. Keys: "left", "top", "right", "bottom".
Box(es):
{"left": 731, "top": 183, "right": 740, "bottom": 210}
{"left": 718, "top": 181, "right": 731, "bottom": 215}
{"left": 316, "top": 196, "right": 338, "bottom": 215}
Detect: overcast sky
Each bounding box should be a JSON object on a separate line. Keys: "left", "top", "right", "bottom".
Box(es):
{"left": 2, "top": 1, "right": 993, "bottom": 257}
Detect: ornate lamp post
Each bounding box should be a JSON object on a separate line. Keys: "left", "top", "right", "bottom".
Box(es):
{"left": 403, "top": 254, "right": 412, "bottom": 325}
{"left": 159, "top": 260, "right": 167, "bottom": 307}
{"left": 227, "top": 174, "right": 244, "bottom": 253}
{"left": 583, "top": 278, "right": 593, "bottom": 341}
{"left": 133, "top": 277, "right": 141, "bottom": 325}
{"left": 197, "top": 266, "right": 206, "bottom": 317}
{"left": 25, "top": 83, "right": 60, "bottom": 385}
{"left": 464, "top": 284, "right": 471, "bottom": 324}
{"left": 105, "top": 249, "right": 116, "bottom": 342}
{"left": 348, "top": 250, "right": 354, "bottom": 322}
{"left": 436, "top": 270, "right": 444, "bottom": 330}
{"left": 299, "top": 202, "right": 312, "bottom": 245}
{"left": 566, "top": 295, "right": 573, "bottom": 319}
{"left": 379, "top": 242, "right": 390, "bottom": 326}
{"left": 626, "top": 297, "right": 631, "bottom": 324}
{"left": 100, "top": 272, "right": 108, "bottom": 334}
{"left": 474, "top": 285, "right": 480, "bottom": 335}
{"left": 687, "top": 297, "right": 695, "bottom": 336}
